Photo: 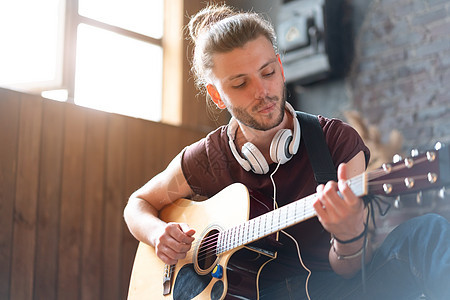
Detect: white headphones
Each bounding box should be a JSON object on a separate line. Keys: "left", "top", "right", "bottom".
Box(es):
{"left": 227, "top": 102, "right": 301, "bottom": 174}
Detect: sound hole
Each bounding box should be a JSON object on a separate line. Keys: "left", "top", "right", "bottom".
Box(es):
{"left": 196, "top": 228, "right": 219, "bottom": 272}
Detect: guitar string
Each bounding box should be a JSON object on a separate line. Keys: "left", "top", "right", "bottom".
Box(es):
{"left": 191, "top": 174, "right": 429, "bottom": 263}
{"left": 193, "top": 196, "right": 318, "bottom": 261}
{"left": 169, "top": 155, "right": 435, "bottom": 275}
{"left": 191, "top": 182, "right": 429, "bottom": 262}
{"left": 184, "top": 156, "right": 435, "bottom": 263}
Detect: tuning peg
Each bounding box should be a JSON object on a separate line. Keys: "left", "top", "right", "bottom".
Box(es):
{"left": 435, "top": 142, "right": 443, "bottom": 150}
{"left": 426, "top": 151, "right": 436, "bottom": 162}
{"left": 410, "top": 149, "right": 419, "bottom": 157}
{"left": 404, "top": 158, "right": 414, "bottom": 168}
{"left": 393, "top": 154, "right": 403, "bottom": 163}
{"left": 394, "top": 196, "right": 402, "bottom": 209}
{"left": 439, "top": 187, "right": 447, "bottom": 199}
{"left": 416, "top": 191, "right": 423, "bottom": 205}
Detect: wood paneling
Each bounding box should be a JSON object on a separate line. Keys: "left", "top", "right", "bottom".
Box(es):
{"left": 0, "top": 87, "right": 207, "bottom": 300}
{"left": 34, "top": 99, "right": 65, "bottom": 300}
{"left": 81, "top": 109, "right": 107, "bottom": 300}
{"left": 57, "top": 104, "right": 87, "bottom": 300}
{"left": 10, "top": 93, "right": 42, "bottom": 300}
{"left": 102, "top": 114, "right": 126, "bottom": 299}
{"left": 0, "top": 89, "right": 20, "bottom": 300}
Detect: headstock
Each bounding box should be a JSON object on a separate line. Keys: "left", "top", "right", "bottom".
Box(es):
{"left": 367, "top": 143, "right": 450, "bottom": 197}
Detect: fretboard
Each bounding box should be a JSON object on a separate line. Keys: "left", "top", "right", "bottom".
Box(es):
{"left": 216, "top": 173, "right": 366, "bottom": 254}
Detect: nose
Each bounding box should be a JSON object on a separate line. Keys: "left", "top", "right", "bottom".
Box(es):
{"left": 253, "top": 78, "right": 268, "bottom": 100}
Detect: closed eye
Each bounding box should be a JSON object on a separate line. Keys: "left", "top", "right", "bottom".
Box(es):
{"left": 232, "top": 82, "right": 246, "bottom": 89}
{"left": 263, "top": 70, "right": 275, "bottom": 77}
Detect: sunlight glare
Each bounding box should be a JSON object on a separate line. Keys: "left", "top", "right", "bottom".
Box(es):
{"left": 74, "top": 24, "right": 162, "bottom": 121}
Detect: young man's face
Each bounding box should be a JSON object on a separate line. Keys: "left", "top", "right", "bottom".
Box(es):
{"left": 208, "top": 35, "right": 286, "bottom": 131}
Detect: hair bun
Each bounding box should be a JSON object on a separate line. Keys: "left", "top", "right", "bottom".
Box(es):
{"left": 188, "top": 4, "right": 236, "bottom": 42}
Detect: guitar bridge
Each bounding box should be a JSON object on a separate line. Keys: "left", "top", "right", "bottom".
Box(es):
{"left": 163, "top": 264, "right": 175, "bottom": 295}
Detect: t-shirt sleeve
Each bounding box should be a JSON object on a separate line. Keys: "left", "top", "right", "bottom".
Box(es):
{"left": 320, "top": 116, "right": 371, "bottom": 168}
{"left": 181, "top": 138, "right": 210, "bottom": 196}
{"left": 181, "top": 128, "right": 236, "bottom": 197}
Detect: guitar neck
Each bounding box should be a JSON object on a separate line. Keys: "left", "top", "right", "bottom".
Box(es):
{"left": 217, "top": 173, "right": 367, "bottom": 254}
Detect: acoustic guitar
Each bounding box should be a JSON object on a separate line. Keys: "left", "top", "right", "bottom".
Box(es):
{"left": 128, "top": 145, "right": 449, "bottom": 300}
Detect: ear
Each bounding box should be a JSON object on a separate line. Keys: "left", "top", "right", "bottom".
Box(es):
{"left": 206, "top": 84, "right": 226, "bottom": 109}
{"left": 276, "top": 54, "right": 286, "bottom": 82}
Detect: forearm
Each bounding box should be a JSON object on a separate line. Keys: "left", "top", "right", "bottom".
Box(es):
{"left": 123, "top": 196, "right": 167, "bottom": 247}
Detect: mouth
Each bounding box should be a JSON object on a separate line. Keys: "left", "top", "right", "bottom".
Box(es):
{"left": 257, "top": 102, "right": 276, "bottom": 114}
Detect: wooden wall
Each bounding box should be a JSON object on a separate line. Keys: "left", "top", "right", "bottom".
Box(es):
{"left": 0, "top": 87, "right": 206, "bottom": 300}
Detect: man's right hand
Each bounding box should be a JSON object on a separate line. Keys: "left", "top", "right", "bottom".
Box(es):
{"left": 154, "top": 222, "right": 196, "bottom": 265}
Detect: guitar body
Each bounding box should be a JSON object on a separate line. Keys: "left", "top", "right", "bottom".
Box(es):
{"left": 127, "top": 183, "right": 277, "bottom": 300}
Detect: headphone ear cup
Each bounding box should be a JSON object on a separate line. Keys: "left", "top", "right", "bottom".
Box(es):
{"left": 270, "top": 129, "right": 293, "bottom": 164}
{"left": 241, "top": 142, "right": 269, "bottom": 174}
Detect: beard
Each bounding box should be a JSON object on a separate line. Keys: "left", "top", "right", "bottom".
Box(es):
{"left": 228, "top": 87, "right": 287, "bottom": 131}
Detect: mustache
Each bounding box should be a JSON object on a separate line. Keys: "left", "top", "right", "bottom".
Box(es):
{"left": 251, "top": 95, "right": 279, "bottom": 112}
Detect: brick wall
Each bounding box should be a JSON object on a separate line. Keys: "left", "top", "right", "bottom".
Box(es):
{"left": 349, "top": 0, "right": 450, "bottom": 150}
{"left": 347, "top": 0, "right": 450, "bottom": 241}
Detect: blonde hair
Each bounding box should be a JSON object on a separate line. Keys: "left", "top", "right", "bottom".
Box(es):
{"left": 188, "top": 4, "right": 278, "bottom": 93}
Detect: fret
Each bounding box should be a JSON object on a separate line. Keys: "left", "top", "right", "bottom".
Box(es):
{"left": 257, "top": 214, "right": 263, "bottom": 236}
{"left": 239, "top": 225, "right": 243, "bottom": 244}
{"left": 219, "top": 232, "right": 224, "bottom": 253}
{"left": 249, "top": 219, "right": 254, "bottom": 242}
{"left": 272, "top": 209, "right": 280, "bottom": 230}
{"left": 244, "top": 222, "right": 250, "bottom": 244}
{"left": 235, "top": 226, "right": 239, "bottom": 247}
{"left": 287, "top": 203, "right": 295, "bottom": 227}
{"left": 279, "top": 205, "right": 287, "bottom": 229}
{"left": 226, "top": 228, "right": 231, "bottom": 251}
{"left": 262, "top": 214, "right": 267, "bottom": 235}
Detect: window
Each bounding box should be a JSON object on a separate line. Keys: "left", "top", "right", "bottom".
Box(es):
{"left": 0, "top": 0, "right": 65, "bottom": 92}
{"left": 0, "top": 0, "right": 165, "bottom": 122}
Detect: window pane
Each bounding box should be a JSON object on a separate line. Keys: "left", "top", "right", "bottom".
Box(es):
{"left": 74, "top": 24, "right": 162, "bottom": 121}
{"left": 78, "top": 0, "right": 163, "bottom": 39}
{"left": 0, "top": 0, "right": 64, "bottom": 91}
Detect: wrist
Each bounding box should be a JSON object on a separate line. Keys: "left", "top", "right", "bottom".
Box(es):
{"left": 331, "top": 223, "right": 367, "bottom": 244}
{"left": 331, "top": 237, "right": 368, "bottom": 260}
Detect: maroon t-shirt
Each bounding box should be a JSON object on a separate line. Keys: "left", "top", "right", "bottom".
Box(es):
{"left": 181, "top": 115, "right": 370, "bottom": 278}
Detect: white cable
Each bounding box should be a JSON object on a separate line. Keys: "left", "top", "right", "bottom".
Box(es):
{"left": 270, "top": 162, "right": 312, "bottom": 300}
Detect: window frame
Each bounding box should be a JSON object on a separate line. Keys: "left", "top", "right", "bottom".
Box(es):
{"left": 64, "top": 0, "right": 183, "bottom": 124}
{"left": 64, "top": 0, "right": 163, "bottom": 100}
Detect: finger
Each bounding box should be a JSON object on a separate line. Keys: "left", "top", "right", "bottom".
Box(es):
{"left": 166, "top": 223, "right": 195, "bottom": 245}
{"left": 158, "top": 253, "right": 177, "bottom": 265}
{"left": 157, "top": 245, "right": 188, "bottom": 265}
{"left": 338, "top": 177, "right": 361, "bottom": 208}
{"left": 314, "top": 184, "right": 329, "bottom": 221}
{"left": 180, "top": 223, "right": 196, "bottom": 238}
{"left": 156, "top": 227, "right": 191, "bottom": 261}
{"left": 337, "top": 163, "right": 348, "bottom": 181}
{"left": 319, "top": 181, "right": 346, "bottom": 218}
{"left": 337, "top": 163, "right": 360, "bottom": 206}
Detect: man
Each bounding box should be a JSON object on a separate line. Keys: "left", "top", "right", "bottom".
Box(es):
{"left": 124, "top": 4, "right": 450, "bottom": 299}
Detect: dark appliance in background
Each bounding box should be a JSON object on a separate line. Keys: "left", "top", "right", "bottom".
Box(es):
{"left": 277, "top": 0, "right": 353, "bottom": 85}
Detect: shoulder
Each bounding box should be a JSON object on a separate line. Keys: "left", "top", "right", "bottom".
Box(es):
{"left": 181, "top": 124, "right": 234, "bottom": 196}
{"left": 184, "top": 125, "right": 228, "bottom": 157}
{"left": 318, "top": 115, "right": 371, "bottom": 166}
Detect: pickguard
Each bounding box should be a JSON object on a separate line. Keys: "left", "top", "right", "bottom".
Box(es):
{"left": 173, "top": 263, "right": 213, "bottom": 300}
